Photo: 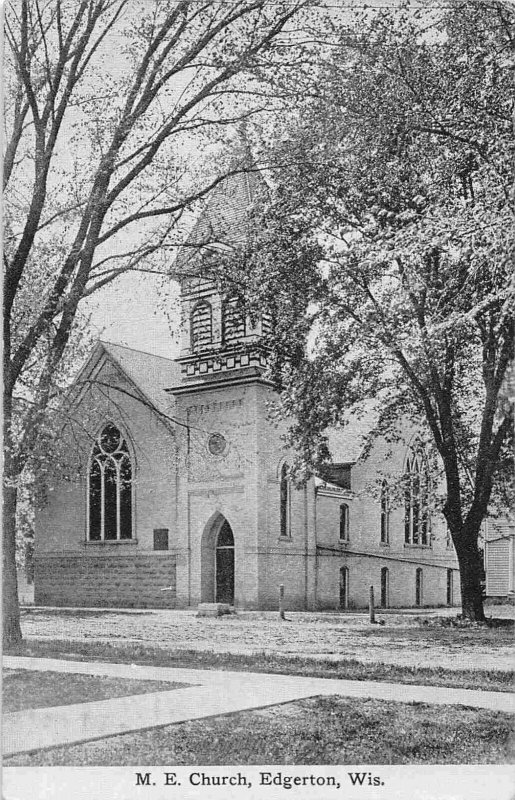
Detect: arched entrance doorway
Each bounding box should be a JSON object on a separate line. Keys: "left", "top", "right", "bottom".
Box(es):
{"left": 200, "top": 513, "right": 235, "bottom": 604}
{"left": 215, "top": 520, "right": 234, "bottom": 604}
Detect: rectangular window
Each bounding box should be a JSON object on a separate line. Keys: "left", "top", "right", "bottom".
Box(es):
{"left": 153, "top": 529, "right": 169, "bottom": 550}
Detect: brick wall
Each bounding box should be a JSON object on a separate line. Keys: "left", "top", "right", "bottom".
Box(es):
{"left": 35, "top": 345, "right": 461, "bottom": 612}
{"left": 36, "top": 356, "right": 178, "bottom": 558}
{"left": 316, "top": 552, "right": 458, "bottom": 609}
{"left": 35, "top": 554, "right": 177, "bottom": 608}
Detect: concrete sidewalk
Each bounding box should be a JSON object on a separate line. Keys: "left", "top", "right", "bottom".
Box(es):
{"left": 4, "top": 656, "right": 514, "bottom": 757}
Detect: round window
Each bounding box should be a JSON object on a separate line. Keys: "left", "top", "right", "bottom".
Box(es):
{"left": 208, "top": 433, "right": 227, "bottom": 456}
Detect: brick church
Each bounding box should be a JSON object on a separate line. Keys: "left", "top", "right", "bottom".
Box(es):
{"left": 34, "top": 170, "right": 459, "bottom": 610}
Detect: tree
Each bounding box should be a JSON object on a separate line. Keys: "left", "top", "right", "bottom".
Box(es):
{"left": 225, "top": 1, "right": 515, "bottom": 621}
{"left": 3, "top": 0, "right": 311, "bottom": 646}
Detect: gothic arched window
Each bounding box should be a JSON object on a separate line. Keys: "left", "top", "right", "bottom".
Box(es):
{"left": 404, "top": 444, "right": 430, "bottom": 545}
{"left": 280, "top": 463, "right": 291, "bottom": 537}
{"left": 380, "top": 480, "right": 390, "bottom": 544}
{"left": 190, "top": 300, "right": 213, "bottom": 351}
{"left": 222, "top": 297, "right": 246, "bottom": 344}
{"left": 88, "top": 423, "right": 132, "bottom": 541}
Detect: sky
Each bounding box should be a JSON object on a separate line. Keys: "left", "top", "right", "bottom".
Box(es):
{"left": 79, "top": 0, "right": 447, "bottom": 362}
{"left": 7, "top": 0, "right": 453, "bottom": 365}
{"left": 46, "top": 5, "right": 260, "bottom": 362}
{"left": 84, "top": 272, "right": 182, "bottom": 359}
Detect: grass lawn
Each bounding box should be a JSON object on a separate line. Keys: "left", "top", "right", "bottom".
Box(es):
{"left": 3, "top": 669, "right": 189, "bottom": 713}
{"left": 7, "top": 638, "right": 513, "bottom": 693}
{"left": 4, "top": 695, "right": 514, "bottom": 766}
{"left": 357, "top": 623, "right": 514, "bottom": 647}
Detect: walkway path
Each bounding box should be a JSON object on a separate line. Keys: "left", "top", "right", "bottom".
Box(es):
{"left": 4, "top": 656, "right": 514, "bottom": 757}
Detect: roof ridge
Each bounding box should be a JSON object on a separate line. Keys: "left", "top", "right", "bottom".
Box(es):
{"left": 100, "top": 339, "right": 177, "bottom": 364}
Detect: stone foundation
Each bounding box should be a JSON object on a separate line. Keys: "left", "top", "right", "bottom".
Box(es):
{"left": 35, "top": 554, "right": 177, "bottom": 608}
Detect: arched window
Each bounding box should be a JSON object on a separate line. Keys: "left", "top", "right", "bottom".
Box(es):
{"left": 446, "top": 569, "right": 453, "bottom": 606}
{"left": 339, "top": 504, "right": 349, "bottom": 541}
{"left": 339, "top": 567, "right": 349, "bottom": 609}
{"left": 190, "top": 300, "right": 213, "bottom": 351}
{"left": 280, "top": 463, "right": 291, "bottom": 537}
{"left": 415, "top": 567, "right": 423, "bottom": 606}
{"left": 222, "top": 297, "right": 246, "bottom": 344}
{"left": 380, "top": 480, "right": 390, "bottom": 544}
{"left": 381, "top": 567, "right": 389, "bottom": 608}
{"left": 88, "top": 423, "right": 132, "bottom": 541}
{"left": 404, "top": 444, "right": 430, "bottom": 545}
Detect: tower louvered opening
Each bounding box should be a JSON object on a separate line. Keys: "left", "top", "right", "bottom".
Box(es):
{"left": 222, "top": 298, "right": 246, "bottom": 344}
{"left": 191, "top": 300, "right": 213, "bottom": 351}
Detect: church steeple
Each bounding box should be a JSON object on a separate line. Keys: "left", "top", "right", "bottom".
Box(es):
{"left": 175, "top": 156, "right": 270, "bottom": 387}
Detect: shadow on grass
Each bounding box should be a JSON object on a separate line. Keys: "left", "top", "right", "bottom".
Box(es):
{"left": 4, "top": 695, "right": 514, "bottom": 766}
{"left": 354, "top": 621, "right": 514, "bottom": 646}
{"left": 20, "top": 608, "right": 154, "bottom": 619}
{"left": 5, "top": 637, "right": 513, "bottom": 693}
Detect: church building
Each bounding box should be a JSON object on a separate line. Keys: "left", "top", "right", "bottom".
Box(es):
{"left": 34, "top": 170, "right": 459, "bottom": 611}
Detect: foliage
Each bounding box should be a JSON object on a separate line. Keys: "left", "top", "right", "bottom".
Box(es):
{"left": 2, "top": 0, "right": 312, "bottom": 645}
{"left": 225, "top": 1, "right": 515, "bottom": 619}
{"left": 4, "top": 0, "right": 311, "bottom": 477}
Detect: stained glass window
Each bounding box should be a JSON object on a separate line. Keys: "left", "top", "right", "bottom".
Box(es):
{"left": 88, "top": 424, "right": 132, "bottom": 541}
{"left": 405, "top": 445, "right": 430, "bottom": 545}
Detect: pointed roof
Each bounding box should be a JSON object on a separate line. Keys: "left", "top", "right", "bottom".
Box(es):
{"left": 72, "top": 341, "right": 182, "bottom": 422}
{"left": 100, "top": 341, "right": 182, "bottom": 417}
{"left": 175, "top": 160, "right": 267, "bottom": 274}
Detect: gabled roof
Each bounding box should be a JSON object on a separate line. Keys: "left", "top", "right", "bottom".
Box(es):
{"left": 100, "top": 341, "right": 181, "bottom": 418}
{"left": 175, "top": 164, "right": 267, "bottom": 274}
{"left": 72, "top": 341, "right": 182, "bottom": 422}
{"left": 326, "top": 404, "right": 380, "bottom": 464}
{"left": 314, "top": 474, "right": 351, "bottom": 493}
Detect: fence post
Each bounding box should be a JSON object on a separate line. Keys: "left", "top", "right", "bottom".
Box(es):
{"left": 369, "top": 585, "right": 375, "bottom": 624}
{"left": 279, "top": 584, "right": 285, "bottom": 620}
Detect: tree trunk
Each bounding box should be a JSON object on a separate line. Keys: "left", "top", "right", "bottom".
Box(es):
{"left": 3, "top": 371, "right": 23, "bottom": 647}
{"left": 3, "top": 482, "right": 22, "bottom": 647}
{"left": 453, "top": 529, "right": 486, "bottom": 623}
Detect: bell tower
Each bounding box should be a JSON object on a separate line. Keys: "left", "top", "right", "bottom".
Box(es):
{"left": 174, "top": 166, "right": 271, "bottom": 389}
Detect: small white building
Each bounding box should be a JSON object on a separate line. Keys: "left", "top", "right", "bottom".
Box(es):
{"left": 485, "top": 520, "right": 515, "bottom": 600}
